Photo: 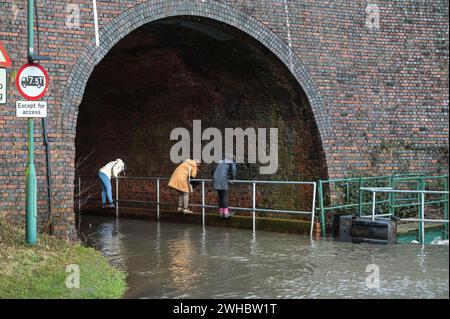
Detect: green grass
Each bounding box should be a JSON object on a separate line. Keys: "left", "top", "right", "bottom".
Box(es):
{"left": 0, "top": 218, "right": 127, "bottom": 299}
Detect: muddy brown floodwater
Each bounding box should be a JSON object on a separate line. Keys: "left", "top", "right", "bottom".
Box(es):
{"left": 78, "top": 215, "right": 449, "bottom": 299}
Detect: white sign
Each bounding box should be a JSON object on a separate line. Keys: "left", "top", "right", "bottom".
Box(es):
{"left": 16, "top": 63, "right": 49, "bottom": 100}
{"left": 16, "top": 101, "right": 47, "bottom": 118}
{"left": 0, "top": 68, "right": 6, "bottom": 104}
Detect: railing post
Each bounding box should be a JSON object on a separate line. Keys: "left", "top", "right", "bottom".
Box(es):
{"left": 156, "top": 178, "right": 160, "bottom": 221}
{"left": 310, "top": 182, "right": 317, "bottom": 237}
{"left": 418, "top": 178, "right": 425, "bottom": 242}
{"left": 115, "top": 177, "right": 119, "bottom": 218}
{"left": 202, "top": 181, "right": 205, "bottom": 227}
{"left": 419, "top": 192, "right": 425, "bottom": 244}
{"left": 358, "top": 177, "right": 363, "bottom": 217}
{"left": 417, "top": 178, "right": 424, "bottom": 210}
{"left": 389, "top": 175, "right": 394, "bottom": 217}
{"left": 318, "top": 180, "right": 326, "bottom": 236}
{"left": 371, "top": 191, "right": 376, "bottom": 221}
{"left": 252, "top": 182, "right": 256, "bottom": 233}
{"left": 445, "top": 176, "right": 449, "bottom": 240}
{"left": 78, "top": 176, "right": 81, "bottom": 215}
{"left": 346, "top": 182, "right": 350, "bottom": 202}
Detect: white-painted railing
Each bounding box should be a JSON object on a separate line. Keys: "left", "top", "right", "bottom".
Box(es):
{"left": 84, "top": 176, "right": 317, "bottom": 236}
{"left": 360, "top": 187, "right": 449, "bottom": 244}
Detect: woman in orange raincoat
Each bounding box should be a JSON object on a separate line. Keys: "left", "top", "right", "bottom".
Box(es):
{"left": 168, "top": 159, "right": 200, "bottom": 214}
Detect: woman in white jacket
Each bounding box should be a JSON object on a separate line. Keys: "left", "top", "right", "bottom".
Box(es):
{"left": 98, "top": 159, "right": 126, "bottom": 208}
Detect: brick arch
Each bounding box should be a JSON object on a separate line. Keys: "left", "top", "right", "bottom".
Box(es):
{"left": 62, "top": 0, "right": 333, "bottom": 171}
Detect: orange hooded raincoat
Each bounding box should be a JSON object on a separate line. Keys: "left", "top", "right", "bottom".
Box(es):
{"left": 168, "top": 159, "right": 198, "bottom": 193}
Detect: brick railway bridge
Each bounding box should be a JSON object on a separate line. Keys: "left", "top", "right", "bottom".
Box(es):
{"left": 0, "top": 0, "right": 448, "bottom": 239}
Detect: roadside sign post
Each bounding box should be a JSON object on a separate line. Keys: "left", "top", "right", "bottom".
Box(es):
{"left": 20, "top": 0, "right": 41, "bottom": 245}
{"left": 19, "top": 0, "right": 51, "bottom": 245}
{"left": 27, "top": 0, "right": 37, "bottom": 245}
{"left": 25, "top": 110, "right": 37, "bottom": 246}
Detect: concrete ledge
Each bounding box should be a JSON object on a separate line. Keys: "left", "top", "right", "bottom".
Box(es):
{"left": 81, "top": 205, "right": 320, "bottom": 236}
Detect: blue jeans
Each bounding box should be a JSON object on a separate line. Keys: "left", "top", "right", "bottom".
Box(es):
{"left": 98, "top": 172, "right": 113, "bottom": 205}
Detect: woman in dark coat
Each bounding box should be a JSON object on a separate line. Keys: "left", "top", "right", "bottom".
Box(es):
{"left": 211, "top": 155, "right": 237, "bottom": 218}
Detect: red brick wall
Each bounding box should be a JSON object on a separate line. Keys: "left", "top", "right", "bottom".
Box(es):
{"left": 0, "top": 0, "right": 448, "bottom": 239}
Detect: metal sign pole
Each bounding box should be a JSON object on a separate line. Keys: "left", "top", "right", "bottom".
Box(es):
{"left": 26, "top": 0, "right": 37, "bottom": 245}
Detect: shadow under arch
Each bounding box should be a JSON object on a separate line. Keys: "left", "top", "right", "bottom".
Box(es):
{"left": 62, "top": 0, "right": 333, "bottom": 174}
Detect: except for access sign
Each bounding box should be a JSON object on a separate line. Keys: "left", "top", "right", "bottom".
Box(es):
{"left": 16, "top": 101, "right": 47, "bottom": 118}
{"left": 16, "top": 63, "right": 49, "bottom": 100}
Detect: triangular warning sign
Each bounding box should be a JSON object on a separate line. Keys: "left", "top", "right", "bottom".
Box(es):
{"left": 0, "top": 41, "right": 12, "bottom": 68}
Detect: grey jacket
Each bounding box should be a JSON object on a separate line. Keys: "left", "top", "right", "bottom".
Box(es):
{"left": 211, "top": 159, "right": 237, "bottom": 190}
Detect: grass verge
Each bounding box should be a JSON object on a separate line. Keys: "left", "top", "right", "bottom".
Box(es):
{"left": 0, "top": 218, "right": 126, "bottom": 298}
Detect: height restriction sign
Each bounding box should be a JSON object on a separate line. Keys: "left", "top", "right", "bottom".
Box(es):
{"left": 16, "top": 63, "right": 49, "bottom": 100}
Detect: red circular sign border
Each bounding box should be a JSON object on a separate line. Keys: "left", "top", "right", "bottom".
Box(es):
{"left": 15, "top": 63, "right": 49, "bottom": 101}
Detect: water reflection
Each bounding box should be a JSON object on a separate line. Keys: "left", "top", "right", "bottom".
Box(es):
{"left": 167, "top": 228, "right": 202, "bottom": 292}
{"left": 82, "top": 217, "right": 127, "bottom": 270}
{"left": 78, "top": 215, "right": 449, "bottom": 299}
{"left": 200, "top": 228, "right": 207, "bottom": 256}
{"left": 250, "top": 234, "right": 258, "bottom": 256}
{"left": 155, "top": 222, "right": 162, "bottom": 269}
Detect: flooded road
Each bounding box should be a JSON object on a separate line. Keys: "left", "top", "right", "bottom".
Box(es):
{"left": 78, "top": 215, "right": 449, "bottom": 299}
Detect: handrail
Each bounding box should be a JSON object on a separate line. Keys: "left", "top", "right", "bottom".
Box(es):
{"left": 76, "top": 172, "right": 448, "bottom": 241}
{"left": 359, "top": 187, "right": 449, "bottom": 244}
{"left": 320, "top": 173, "right": 426, "bottom": 184}
{"left": 108, "top": 176, "right": 318, "bottom": 236}
{"left": 316, "top": 174, "right": 449, "bottom": 238}
{"left": 116, "top": 176, "right": 315, "bottom": 185}
{"left": 360, "top": 187, "right": 449, "bottom": 195}
{"left": 116, "top": 176, "right": 169, "bottom": 180}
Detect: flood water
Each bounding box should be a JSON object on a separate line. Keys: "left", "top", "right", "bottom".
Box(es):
{"left": 78, "top": 215, "right": 449, "bottom": 299}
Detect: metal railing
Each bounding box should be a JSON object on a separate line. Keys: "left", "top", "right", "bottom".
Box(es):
{"left": 76, "top": 172, "right": 448, "bottom": 242}
{"left": 316, "top": 174, "right": 449, "bottom": 237}
{"left": 110, "top": 176, "right": 317, "bottom": 235}
{"left": 111, "top": 176, "right": 168, "bottom": 221}
{"left": 105, "top": 176, "right": 318, "bottom": 236}
{"left": 359, "top": 187, "right": 449, "bottom": 244}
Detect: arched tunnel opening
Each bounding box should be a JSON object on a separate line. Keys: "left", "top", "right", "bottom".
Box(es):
{"left": 75, "top": 16, "right": 328, "bottom": 215}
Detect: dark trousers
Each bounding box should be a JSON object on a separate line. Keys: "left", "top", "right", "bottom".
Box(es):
{"left": 217, "top": 190, "right": 229, "bottom": 208}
